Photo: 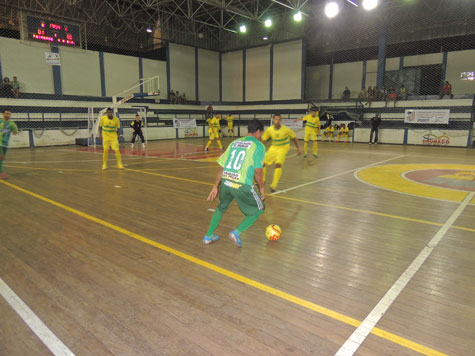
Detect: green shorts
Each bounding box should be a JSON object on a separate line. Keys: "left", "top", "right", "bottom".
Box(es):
{"left": 0, "top": 146, "right": 8, "bottom": 157}
{"left": 218, "top": 180, "right": 265, "bottom": 216}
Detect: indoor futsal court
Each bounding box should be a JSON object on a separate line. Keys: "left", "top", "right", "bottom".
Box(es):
{"left": 1, "top": 138, "right": 474, "bottom": 356}
{"left": 1, "top": 0, "right": 475, "bottom": 355}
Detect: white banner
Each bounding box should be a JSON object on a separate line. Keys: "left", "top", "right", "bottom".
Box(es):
{"left": 173, "top": 118, "right": 197, "bottom": 128}
{"left": 282, "top": 118, "right": 303, "bottom": 129}
{"left": 404, "top": 109, "right": 450, "bottom": 124}
{"left": 45, "top": 52, "right": 61, "bottom": 66}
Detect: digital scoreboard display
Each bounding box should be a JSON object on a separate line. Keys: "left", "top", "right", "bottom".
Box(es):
{"left": 26, "top": 16, "right": 81, "bottom": 47}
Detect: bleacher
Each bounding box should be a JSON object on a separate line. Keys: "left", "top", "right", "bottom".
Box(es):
{"left": 2, "top": 94, "right": 474, "bottom": 148}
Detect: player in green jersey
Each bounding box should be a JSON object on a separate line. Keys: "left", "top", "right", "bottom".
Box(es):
{"left": 0, "top": 108, "right": 18, "bottom": 179}
{"left": 204, "top": 119, "right": 266, "bottom": 247}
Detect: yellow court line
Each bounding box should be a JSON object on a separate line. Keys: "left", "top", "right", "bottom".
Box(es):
{"left": 125, "top": 168, "right": 475, "bottom": 234}
{"left": 142, "top": 165, "right": 218, "bottom": 172}
{"left": 5, "top": 165, "right": 96, "bottom": 172}
{"left": 0, "top": 179, "right": 447, "bottom": 356}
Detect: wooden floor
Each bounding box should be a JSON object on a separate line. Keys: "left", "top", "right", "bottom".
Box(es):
{"left": 0, "top": 138, "right": 474, "bottom": 356}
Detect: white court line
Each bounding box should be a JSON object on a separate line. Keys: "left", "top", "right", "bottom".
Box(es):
{"left": 0, "top": 277, "right": 76, "bottom": 356}
{"left": 334, "top": 191, "right": 475, "bottom": 356}
{"left": 270, "top": 155, "right": 405, "bottom": 195}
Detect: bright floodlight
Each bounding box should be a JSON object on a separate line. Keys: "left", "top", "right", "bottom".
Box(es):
{"left": 293, "top": 12, "right": 302, "bottom": 22}
{"left": 263, "top": 36, "right": 269, "bottom": 40}
{"left": 146, "top": 28, "right": 152, "bottom": 33}
{"left": 239, "top": 24, "right": 247, "bottom": 33}
{"left": 362, "top": 0, "right": 378, "bottom": 10}
{"left": 325, "top": 2, "right": 339, "bottom": 18}
{"left": 264, "top": 18, "right": 272, "bottom": 27}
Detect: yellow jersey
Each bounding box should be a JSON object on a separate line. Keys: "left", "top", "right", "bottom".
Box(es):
{"left": 262, "top": 125, "right": 296, "bottom": 148}
{"left": 100, "top": 115, "right": 120, "bottom": 139}
{"left": 339, "top": 127, "right": 349, "bottom": 135}
{"left": 325, "top": 126, "right": 335, "bottom": 133}
{"left": 303, "top": 114, "right": 320, "bottom": 131}
{"left": 207, "top": 117, "right": 220, "bottom": 134}
{"left": 227, "top": 115, "right": 234, "bottom": 126}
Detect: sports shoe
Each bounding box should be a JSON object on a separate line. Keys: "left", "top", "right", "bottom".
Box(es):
{"left": 0, "top": 172, "right": 8, "bottom": 179}
{"left": 203, "top": 235, "right": 220, "bottom": 245}
{"left": 375, "top": 142, "right": 378, "bottom": 145}
{"left": 228, "top": 230, "right": 242, "bottom": 247}
{"left": 102, "top": 165, "right": 108, "bottom": 171}
{"left": 142, "top": 143, "right": 146, "bottom": 149}
{"left": 131, "top": 143, "right": 134, "bottom": 149}
{"left": 204, "top": 147, "right": 209, "bottom": 151}
{"left": 270, "top": 186, "right": 277, "bottom": 193}
{"left": 117, "top": 164, "right": 125, "bottom": 169}
{"left": 313, "top": 154, "right": 318, "bottom": 158}
{"left": 303, "top": 154, "right": 307, "bottom": 158}
{"left": 369, "top": 142, "right": 372, "bottom": 144}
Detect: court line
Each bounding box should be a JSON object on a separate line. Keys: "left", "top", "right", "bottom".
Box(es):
{"left": 353, "top": 168, "right": 475, "bottom": 206}
{"left": 334, "top": 191, "right": 475, "bottom": 356}
{"left": 0, "top": 179, "right": 448, "bottom": 356}
{"left": 123, "top": 167, "right": 475, "bottom": 234}
{"left": 5, "top": 165, "right": 97, "bottom": 172}
{"left": 270, "top": 155, "right": 405, "bottom": 195}
{"left": 0, "top": 277, "right": 76, "bottom": 356}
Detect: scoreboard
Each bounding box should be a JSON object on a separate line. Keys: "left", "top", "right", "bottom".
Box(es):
{"left": 26, "top": 16, "right": 81, "bottom": 47}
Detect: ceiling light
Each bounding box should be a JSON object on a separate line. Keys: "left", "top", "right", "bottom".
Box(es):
{"left": 324, "top": 2, "right": 339, "bottom": 18}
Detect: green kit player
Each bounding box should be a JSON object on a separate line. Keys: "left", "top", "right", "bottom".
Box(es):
{"left": 0, "top": 109, "right": 18, "bottom": 179}
{"left": 204, "top": 119, "right": 266, "bottom": 247}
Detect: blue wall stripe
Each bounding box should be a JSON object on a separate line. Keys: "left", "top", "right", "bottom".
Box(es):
{"left": 51, "top": 46, "right": 62, "bottom": 95}
{"left": 399, "top": 56, "right": 404, "bottom": 70}
{"left": 269, "top": 45, "right": 274, "bottom": 101}
{"left": 377, "top": 25, "right": 387, "bottom": 88}
{"left": 441, "top": 52, "right": 448, "bottom": 88}
{"left": 301, "top": 40, "right": 306, "bottom": 100}
{"left": 195, "top": 47, "right": 199, "bottom": 101}
{"left": 166, "top": 43, "right": 171, "bottom": 98}
{"left": 219, "top": 52, "right": 223, "bottom": 102}
{"left": 0, "top": 52, "right": 3, "bottom": 81}
{"left": 403, "top": 128, "right": 408, "bottom": 145}
{"left": 243, "top": 49, "right": 246, "bottom": 102}
{"left": 328, "top": 62, "right": 334, "bottom": 100}
{"left": 99, "top": 52, "right": 106, "bottom": 96}
{"left": 362, "top": 60, "right": 367, "bottom": 89}
{"left": 138, "top": 57, "right": 143, "bottom": 94}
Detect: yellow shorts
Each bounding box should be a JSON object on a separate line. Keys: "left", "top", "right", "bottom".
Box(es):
{"left": 103, "top": 137, "right": 119, "bottom": 151}
{"left": 209, "top": 128, "right": 220, "bottom": 140}
{"left": 304, "top": 128, "right": 318, "bottom": 141}
{"left": 264, "top": 145, "right": 289, "bottom": 166}
{"left": 228, "top": 125, "right": 233, "bottom": 130}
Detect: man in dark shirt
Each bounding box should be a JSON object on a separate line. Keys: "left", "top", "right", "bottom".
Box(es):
{"left": 342, "top": 86, "right": 351, "bottom": 101}
{"left": 130, "top": 114, "right": 145, "bottom": 149}
{"left": 369, "top": 113, "right": 382, "bottom": 145}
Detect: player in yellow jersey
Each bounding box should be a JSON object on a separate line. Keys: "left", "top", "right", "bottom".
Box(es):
{"left": 99, "top": 108, "right": 124, "bottom": 170}
{"left": 226, "top": 113, "right": 235, "bottom": 137}
{"left": 336, "top": 124, "right": 350, "bottom": 143}
{"left": 323, "top": 125, "right": 335, "bottom": 141}
{"left": 205, "top": 113, "right": 224, "bottom": 151}
{"left": 302, "top": 106, "right": 320, "bottom": 158}
{"left": 262, "top": 114, "right": 302, "bottom": 192}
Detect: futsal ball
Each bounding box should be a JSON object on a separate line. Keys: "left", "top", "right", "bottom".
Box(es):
{"left": 266, "top": 224, "right": 282, "bottom": 241}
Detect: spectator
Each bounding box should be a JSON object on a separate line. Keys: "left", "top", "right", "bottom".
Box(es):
{"left": 399, "top": 85, "right": 407, "bottom": 100}
{"left": 175, "top": 91, "right": 181, "bottom": 104}
{"left": 386, "top": 88, "right": 398, "bottom": 107}
{"left": 440, "top": 81, "right": 454, "bottom": 99}
{"left": 0, "top": 77, "right": 13, "bottom": 98}
{"left": 182, "top": 92, "right": 187, "bottom": 103}
{"left": 369, "top": 113, "right": 382, "bottom": 144}
{"left": 342, "top": 86, "right": 351, "bottom": 101}
{"left": 11, "top": 76, "right": 20, "bottom": 99}
{"left": 366, "top": 86, "right": 374, "bottom": 107}
{"left": 358, "top": 88, "right": 366, "bottom": 101}
{"left": 169, "top": 90, "right": 176, "bottom": 104}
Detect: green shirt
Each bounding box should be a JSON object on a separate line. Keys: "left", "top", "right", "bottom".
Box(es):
{"left": 217, "top": 136, "right": 266, "bottom": 186}
{"left": 0, "top": 120, "right": 18, "bottom": 147}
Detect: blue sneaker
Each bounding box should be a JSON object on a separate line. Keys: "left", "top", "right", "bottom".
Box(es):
{"left": 203, "top": 235, "right": 219, "bottom": 245}
{"left": 228, "top": 230, "right": 242, "bottom": 247}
